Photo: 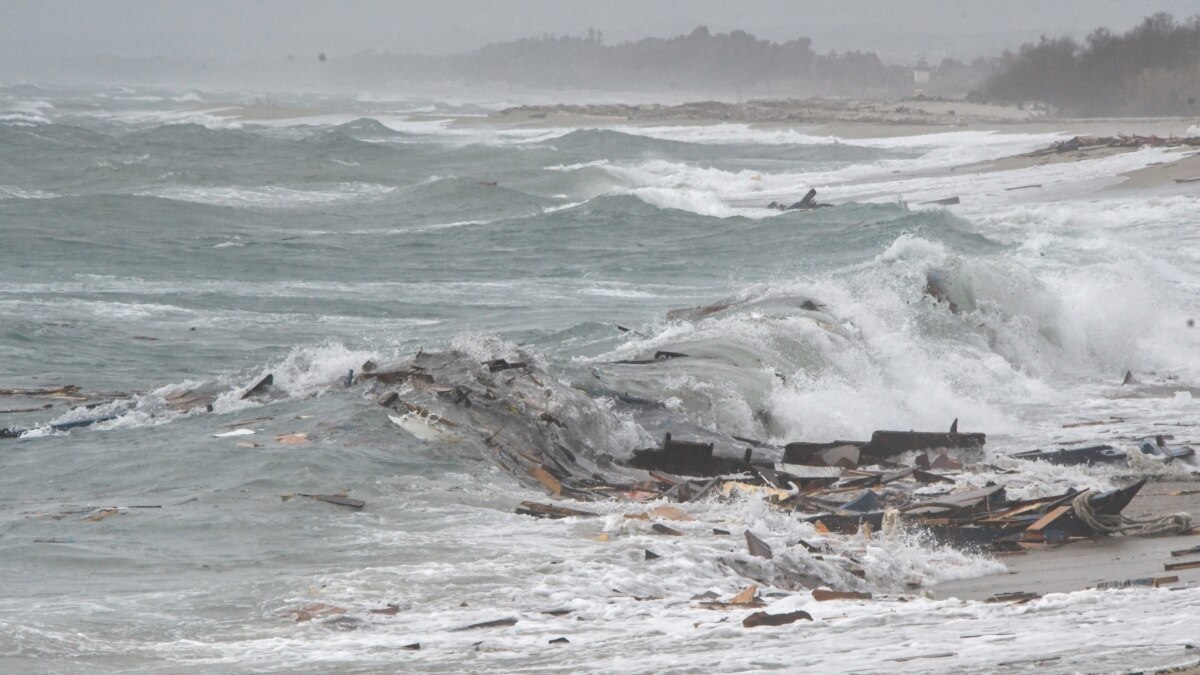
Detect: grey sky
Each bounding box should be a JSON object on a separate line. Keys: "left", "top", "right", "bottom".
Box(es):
{"left": 4, "top": 0, "right": 1199, "bottom": 64}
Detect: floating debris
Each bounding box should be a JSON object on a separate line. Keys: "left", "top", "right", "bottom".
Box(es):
{"left": 454, "top": 617, "right": 518, "bottom": 631}
{"left": 213, "top": 428, "right": 255, "bottom": 438}
{"left": 281, "top": 493, "right": 365, "bottom": 509}
{"left": 812, "top": 589, "right": 872, "bottom": 601}
{"left": 274, "top": 432, "right": 311, "bottom": 445}
{"left": 288, "top": 603, "right": 345, "bottom": 623}
{"left": 742, "top": 610, "right": 812, "bottom": 627}
{"left": 767, "top": 188, "right": 832, "bottom": 211}
{"left": 240, "top": 373, "right": 273, "bottom": 400}
{"left": 744, "top": 531, "right": 773, "bottom": 559}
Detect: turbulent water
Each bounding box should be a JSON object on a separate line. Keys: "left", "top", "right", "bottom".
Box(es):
{"left": 3, "top": 84, "right": 1200, "bottom": 674}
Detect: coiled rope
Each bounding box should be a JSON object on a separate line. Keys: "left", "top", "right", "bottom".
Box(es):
{"left": 1070, "top": 489, "right": 1192, "bottom": 536}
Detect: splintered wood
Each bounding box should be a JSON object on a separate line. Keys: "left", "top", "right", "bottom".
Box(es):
{"left": 527, "top": 465, "right": 563, "bottom": 497}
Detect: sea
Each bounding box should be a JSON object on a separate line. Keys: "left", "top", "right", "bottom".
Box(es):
{"left": 2, "top": 84, "right": 1200, "bottom": 673}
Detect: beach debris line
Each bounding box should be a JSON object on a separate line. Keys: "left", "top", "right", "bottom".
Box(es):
{"left": 1030, "top": 134, "right": 1200, "bottom": 156}
{"left": 10, "top": 338, "right": 1199, "bottom": 617}
{"left": 350, "top": 349, "right": 1195, "bottom": 570}
{"left": 1092, "top": 576, "right": 1179, "bottom": 590}
{"left": 1012, "top": 436, "right": 1194, "bottom": 467}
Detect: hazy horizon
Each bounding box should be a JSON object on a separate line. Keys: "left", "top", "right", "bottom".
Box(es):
{"left": 4, "top": 0, "right": 1199, "bottom": 68}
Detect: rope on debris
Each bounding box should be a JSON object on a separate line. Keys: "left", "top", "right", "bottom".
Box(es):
{"left": 1070, "top": 490, "right": 1193, "bottom": 537}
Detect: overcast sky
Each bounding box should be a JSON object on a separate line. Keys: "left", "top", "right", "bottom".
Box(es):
{"left": 4, "top": 0, "right": 1200, "bottom": 64}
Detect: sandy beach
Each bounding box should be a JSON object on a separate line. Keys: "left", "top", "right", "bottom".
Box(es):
{"left": 934, "top": 481, "right": 1200, "bottom": 601}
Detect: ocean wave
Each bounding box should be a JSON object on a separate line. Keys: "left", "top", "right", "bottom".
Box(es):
{"left": 140, "top": 182, "right": 397, "bottom": 208}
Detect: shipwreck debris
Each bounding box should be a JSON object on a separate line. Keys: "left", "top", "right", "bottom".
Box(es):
{"left": 768, "top": 188, "right": 832, "bottom": 211}
{"left": 1093, "top": 576, "right": 1179, "bottom": 590}
{"left": 241, "top": 373, "right": 274, "bottom": 400}
{"left": 627, "top": 433, "right": 747, "bottom": 476}
{"left": 288, "top": 603, "right": 346, "bottom": 623}
{"left": 454, "top": 617, "right": 518, "bottom": 631}
{"left": 861, "top": 430, "right": 986, "bottom": 456}
{"left": 923, "top": 196, "right": 961, "bottom": 206}
{"left": 281, "top": 493, "right": 365, "bottom": 509}
{"left": 1013, "top": 439, "right": 1194, "bottom": 467}
{"left": 515, "top": 501, "right": 597, "bottom": 519}
{"left": 745, "top": 531, "right": 773, "bottom": 559}
{"left": 742, "top": 610, "right": 812, "bottom": 627}
{"left": 812, "top": 589, "right": 872, "bottom": 601}
{"left": 335, "top": 347, "right": 1198, "bottom": 595}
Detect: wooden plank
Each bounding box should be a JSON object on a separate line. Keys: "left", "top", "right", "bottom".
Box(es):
{"left": 986, "top": 591, "right": 1041, "bottom": 603}
{"left": 890, "top": 653, "right": 956, "bottom": 662}
{"left": 731, "top": 585, "right": 758, "bottom": 604}
{"left": 1093, "top": 576, "right": 1179, "bottom": 590}
{"left": 1164, "top": 560, "right": 1200, "bottom": 572}
{"left": 515, "top": 501, "right": 597, "bottom": 519}
{"left": 812, "top": 589, "right": 872, "bottom": 601}
{"left": 528, "top": 465, "right": 563, "bottom": 497}
{"left": 745, "top": 530, "right": 773, "bottom": 559}
{"left": 1026, "top": 505, "right": 1071, "bottom": 533}
{"left": 978, "top": 501, "right": 1052, "bottom": 523}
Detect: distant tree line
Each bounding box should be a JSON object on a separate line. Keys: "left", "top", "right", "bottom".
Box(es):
{"left": 978, "top": 13, "right": 1200, "bottom": 115}
{"left": 333, "top": 26, "right": 996, "bottom": 97}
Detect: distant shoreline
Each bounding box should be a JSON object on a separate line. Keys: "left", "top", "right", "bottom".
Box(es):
{"left": 204, "top": 95, "right": 1200, "bottom": 191}
{"left": 476, "top": 97, "right": 1199, "bottom": 140}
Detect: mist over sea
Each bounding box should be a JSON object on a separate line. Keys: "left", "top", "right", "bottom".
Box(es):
{"left": 3, "top": 85, "right": 1200, "bottom": 673}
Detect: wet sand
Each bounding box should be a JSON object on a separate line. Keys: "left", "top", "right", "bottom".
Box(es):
{"left": 933, "top": 481, "right": 1200, "bottom": 601}
{"left": 1116, "top": 153, "right": 1200, "bottom": 190}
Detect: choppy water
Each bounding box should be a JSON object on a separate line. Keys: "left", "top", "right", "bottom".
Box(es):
{"left": 3, "top": 84, "right": 1200, "bottom": 674}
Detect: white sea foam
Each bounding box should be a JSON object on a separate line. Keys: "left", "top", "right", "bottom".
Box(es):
{"left": 7, "top": 94, "right": 1200, "bottom": 674}
{"left": 588, "top": 141, "right": 1179, "bottom": 219}
{"left": 103, "top": 478, "right": 1200, "bottom": 674}
{"left": 0, "top": 185, "right": 56, "bottom": 200}
{"left": 0, "top": 111, "right": 51, "bottom": 125}
{"left": 142, "top": 182, "right": 396, "bottom": 208}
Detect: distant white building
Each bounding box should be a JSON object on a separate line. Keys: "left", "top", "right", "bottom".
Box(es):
{"left": 913, "top": 68, "right": 931, "bottom": 85}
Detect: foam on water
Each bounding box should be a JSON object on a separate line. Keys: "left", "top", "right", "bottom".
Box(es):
{"left": 142, "top": 182, "right": 397, "bottom": 208}
{"left": 586, "top": 142, "right": 1180, "bottom": 218}
{"left": 5, "top": 85, "right": 1200, "bottom": 674}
